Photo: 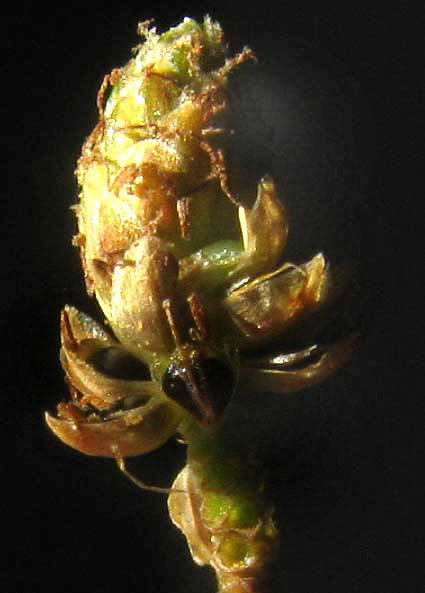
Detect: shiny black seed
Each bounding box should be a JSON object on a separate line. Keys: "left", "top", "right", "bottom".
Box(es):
{"left": 162, "top": 365, "right": 191, "bottom": 408}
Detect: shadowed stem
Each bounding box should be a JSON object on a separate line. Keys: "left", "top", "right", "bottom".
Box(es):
{"left": 168, "top": 409, "right": 281, "bottom": 593}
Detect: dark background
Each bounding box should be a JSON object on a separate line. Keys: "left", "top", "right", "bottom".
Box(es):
{"left": 3, "top": 3, "right": 423, "bottom": 593}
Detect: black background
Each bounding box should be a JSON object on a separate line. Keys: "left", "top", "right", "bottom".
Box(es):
{"left": 3, "top": 3, "right": 423, "bottom": 593}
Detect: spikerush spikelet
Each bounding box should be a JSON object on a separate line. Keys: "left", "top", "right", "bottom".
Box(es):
{"left": 46, "top": 16, "right": 361, "bottom": 593}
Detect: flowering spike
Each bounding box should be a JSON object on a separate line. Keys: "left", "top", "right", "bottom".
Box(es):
{"left": 46, "top": 17, "right": 361, "bottom": 593}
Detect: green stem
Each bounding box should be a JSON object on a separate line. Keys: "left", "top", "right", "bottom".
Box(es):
{"left": 169, "top": 408, "right": 280, "bottom": 593}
